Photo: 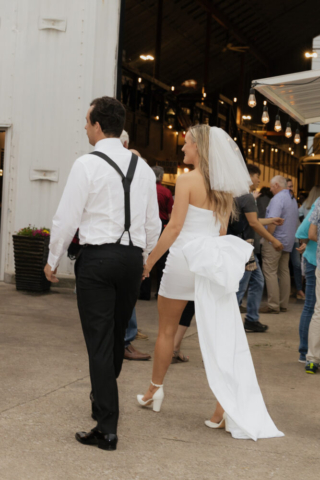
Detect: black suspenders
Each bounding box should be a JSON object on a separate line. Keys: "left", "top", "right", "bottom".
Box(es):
{"left": 90, "top": 151, "right": 139, "bottom": 246}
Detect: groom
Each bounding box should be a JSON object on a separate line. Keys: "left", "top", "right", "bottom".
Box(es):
{"left": 44, "top": 96, "right": 161, "bottom": 450}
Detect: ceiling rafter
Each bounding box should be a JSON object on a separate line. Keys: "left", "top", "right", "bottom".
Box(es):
{"left": 195, "top": 0, "right": 270, "bottom": 70}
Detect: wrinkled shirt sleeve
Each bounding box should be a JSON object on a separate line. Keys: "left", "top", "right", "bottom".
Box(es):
{"left": 48, "top": 160, "right": 89, "bottom": 270}
{"left": 266, "top": 195, "right": 283, "bottom": 219}
{"left": 143, "top": 181, "right": 161, "bottom": 264}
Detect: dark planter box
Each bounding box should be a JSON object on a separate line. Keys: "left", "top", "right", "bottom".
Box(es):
{"left": 12, "top": 235, "right": 51, "bottom": 292}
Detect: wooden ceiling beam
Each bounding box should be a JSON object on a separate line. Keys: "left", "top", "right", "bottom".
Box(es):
{"left": 195, "top": 0, "right": 270, "bottom": 70}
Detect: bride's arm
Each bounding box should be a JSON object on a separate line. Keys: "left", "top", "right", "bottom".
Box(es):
{"left": 144, "top": 174, "right": 190, "bottom": 275}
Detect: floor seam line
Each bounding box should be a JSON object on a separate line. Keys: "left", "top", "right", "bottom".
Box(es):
{"left": 0, "top": 374, "right": 90, "bottom": 415}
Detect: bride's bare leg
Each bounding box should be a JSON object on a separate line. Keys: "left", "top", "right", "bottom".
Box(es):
{"left": 142, "top": 295, "right": 188, "bottom": 401}
{"left": 210, "top": 401, "right": 225, "bottom": 423}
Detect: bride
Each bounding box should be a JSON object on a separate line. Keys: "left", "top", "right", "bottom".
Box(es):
{"left": 137, "top": 124, "right": 284, "bottom": 440}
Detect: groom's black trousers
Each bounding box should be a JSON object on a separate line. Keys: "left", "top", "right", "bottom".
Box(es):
{"left": 75, "top": 243, "right": 143, "bottom": 434}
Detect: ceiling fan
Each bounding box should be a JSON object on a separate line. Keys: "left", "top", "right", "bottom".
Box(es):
{"left": 222, "top": 42, "right": 249, "bottom": 53}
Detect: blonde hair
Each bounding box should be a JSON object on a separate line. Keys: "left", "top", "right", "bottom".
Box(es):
{"left": 188, "top": 124, "right": 236, "bottom": 229}
{"left": 304, "top": 185, "right": 320, "bottom": 209}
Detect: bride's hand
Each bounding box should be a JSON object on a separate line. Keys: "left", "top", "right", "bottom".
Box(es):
{"left": 142, "top": 261, "right": 152, "bottom": 280}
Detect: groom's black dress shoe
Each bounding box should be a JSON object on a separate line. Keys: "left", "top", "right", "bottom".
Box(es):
{"left": 75, "top": 430, "right": 118, "bottom": 451}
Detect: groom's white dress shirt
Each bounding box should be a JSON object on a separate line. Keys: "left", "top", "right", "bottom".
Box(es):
{"left": 48, "top": 138, "right": 161, "bottom": 270}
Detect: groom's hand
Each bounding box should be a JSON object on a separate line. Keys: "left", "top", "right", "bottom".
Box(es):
{"left": 44, "top": 263, "right": 59, "bottom": 283}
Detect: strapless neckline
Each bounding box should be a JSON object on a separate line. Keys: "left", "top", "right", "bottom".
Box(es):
{"left": 188, "top": 204, "right": 215, "bottom": 214}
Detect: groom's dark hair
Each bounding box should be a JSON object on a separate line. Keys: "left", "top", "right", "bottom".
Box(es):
{"left": 90, "top": 96, "right": 126, "bottom": 137}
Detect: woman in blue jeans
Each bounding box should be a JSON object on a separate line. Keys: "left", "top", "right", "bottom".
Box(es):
{"left": 296, "top": 203, "right": 318, "bottom": 362}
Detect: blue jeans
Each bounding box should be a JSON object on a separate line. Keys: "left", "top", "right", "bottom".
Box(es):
{"left": 290, "top": 241, "right": 303, "bottom": 292}
{"left": 299, "top": 259, "right": 316, "bottom": 360}
{"left": 124, "top": 308, "right": 138, "bottom": 347}
{"left": 236, "top": 255, "right": 264, "bottom": 323}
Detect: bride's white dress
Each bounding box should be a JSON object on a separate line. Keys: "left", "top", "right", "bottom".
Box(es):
{"left": 159, "top": 204, "right": 284, "bottom": 441}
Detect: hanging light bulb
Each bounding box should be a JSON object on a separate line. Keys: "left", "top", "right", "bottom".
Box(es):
{"left": 294, "top": 128, "right": 301, "bottom": 144}
{"left": 261, "top": 105, "right": 269, "bottom": 124}
{"left": 248, "top": 88, "right": 257, "bottom": 108}
{"left": 274, "top": 114, "right": 282, "bottom": 132}
{"left": 285, "top": 122, "right": 292, "bottom": 138}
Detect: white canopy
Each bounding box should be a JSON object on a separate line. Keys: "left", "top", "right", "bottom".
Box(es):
{"left": 253, "top": 70, "right": 320, "bottom": 125}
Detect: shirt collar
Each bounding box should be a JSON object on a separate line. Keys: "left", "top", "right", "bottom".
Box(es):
{"left": 94, "top": 138, "right": 124, "bottom": 150}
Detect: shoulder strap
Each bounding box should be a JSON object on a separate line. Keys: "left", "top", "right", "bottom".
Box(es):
{"left": 90, "top": 151, "right": 139, "bottom": 246}
{"left": 90, "top": 151, "right": 125, "bottom": 179}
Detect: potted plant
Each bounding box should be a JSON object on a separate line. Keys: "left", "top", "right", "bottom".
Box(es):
{"left": 12, "top": 226, "right": 51, "bottom": 292}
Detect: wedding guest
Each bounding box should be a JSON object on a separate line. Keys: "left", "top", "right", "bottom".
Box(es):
{"left": 44, "top": 96, "right": 161, "bottom": 450}
{"left": 171, "top": 301, "right": 195, "bottom": 363}
{"left": 261, "top": 176, "right": 299, "bottom": 314}
{"left": 299, "top": 185, "right": 320, "bottom": 221}
{"left": 296, "top": 203, "right": 318, "bottom": 363}
{"left": 119, "top": 130, "right": 151, "bottom": 359}
{"left": 231, "top": 165, "right": 283, "bottom": 332}
{"left": 305, "top": 198, "right": 320, "bottom": 373}
{"left": 152, "top": 166, "right": 173, "bottom": 293}
{"left": 286, "top": 178, "right": 305, "bottom": 300}
{"left": 257, "top": 187, "right": 273, "bottom": 219}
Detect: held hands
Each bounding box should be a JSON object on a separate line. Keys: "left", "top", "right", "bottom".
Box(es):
{"left": 272, "top": 239, "right": 284, "bottom": 251}
{"left": 44, "top": 263, "right": 59, "bottom": 283}
{"left": 142, "top": 261, "right": 152, "bottom": 280}
{"left": 272, "top": 217, "right": 284, "bottom": 226}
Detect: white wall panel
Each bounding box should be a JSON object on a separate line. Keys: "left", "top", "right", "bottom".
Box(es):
{"left": 0, "top": 0, "right": 120, "bottom": 279}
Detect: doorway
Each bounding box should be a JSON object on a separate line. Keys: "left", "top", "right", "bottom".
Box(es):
{"left": 0, "top": 131, "right": 4, "bottom": 229}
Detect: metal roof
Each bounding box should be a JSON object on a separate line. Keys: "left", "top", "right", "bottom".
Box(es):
{"left": 253, "top": 70, "right": 320, "bottom": 125}
{"left": 124, "top": 0, "right": 320, "bottom": 96}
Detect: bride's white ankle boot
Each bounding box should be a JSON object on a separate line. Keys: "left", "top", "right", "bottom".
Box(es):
{"left": 137, "top": 381, "right": 164, "bottom": 412}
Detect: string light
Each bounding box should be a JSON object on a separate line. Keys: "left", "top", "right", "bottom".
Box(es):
{"left": 252, "top": 143, "right": 255, "bottom": 147}
{"left": 275, "top": 148, "right": 278, "bottom": 152}
{"left": 263, "top": 100, "right": 267, "bottom": 106}
{"left": 305, "top": 52, "right": 318, "bottom": 58}
{"left": 261, "top": 105, "right": 269, "bottom": 124}
{"left": 289, "top": 147, "right": 292, "bottom": 151}
{"left": 261, "top": 149, "right": 264, "bottom": 153}
{"left": 184, "top": 168, "right": 189, "bottom": 173}
{"left": 294, "top": 128, "right": 301, "bottom": 144}
{"left": 242, "top": 115, "right": 252, "bottom": 120}
{"left": 274, "top": 113, "right": 282, "bottom": 132}
{"left": 312, "top": 153, "right": 315, "bottom": 156}
{"left": 233, "top": 97, "right": 237, "bottom": 102}
{"left": 155, "top": 116, "right": 159, "bottom": 120}
{"left": 203, "top": 92, "right": 207, "bottom": 98}
{"left": 291, "top": 151, "right": 294, "bottom": 155}
{"left": 168, "top": 125, "right": 172, "bottom": 129}
{"left": 304, "top": 145, "right": 307, "bottom": 149}
{"left": 271, "top": 148, "right": 275, "bottom": 152}
{"left": 175, "top": 131, "right": 178, "bottom": 136}
{"left": 138, "top": 77, "right": 142, "bottom": 83}
{"left": 248, "top": 88, "right": 257, "bottom": 108}
{"left": 234, "top": 137, "right": 237, "bottom": 141}
{"left": 248, "top": 148, "right": 251, "bottom": 153}
{"left": 171, "top": 86, "right": 175, "bottom": 91}
{"left": 140, "top": 54, "right": 154, "bottom": 60}
{"left": 285, "top": 122, "right": 292, "bottom": 138}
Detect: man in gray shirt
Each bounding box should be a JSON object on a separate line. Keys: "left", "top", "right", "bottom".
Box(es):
{"left": 261, "top": 175, "right": 299, "bottom": 313}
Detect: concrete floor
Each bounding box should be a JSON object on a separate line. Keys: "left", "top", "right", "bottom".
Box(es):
{"left": 0, "top": 282, "right": 319, "bottom": 480}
